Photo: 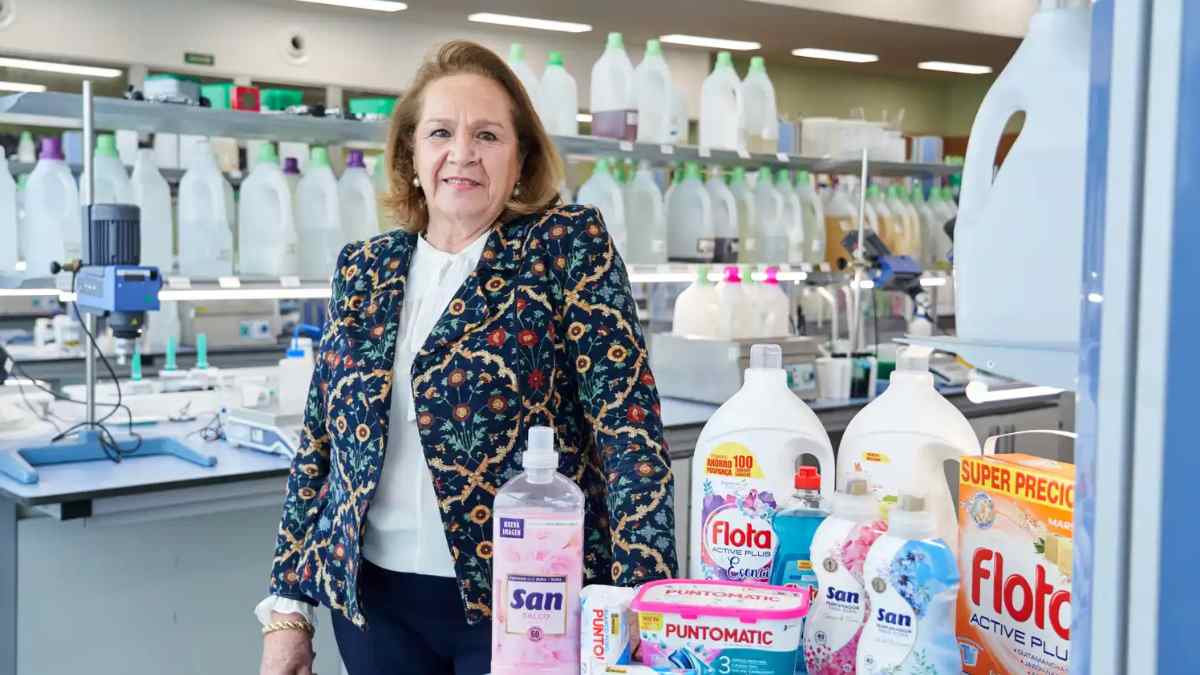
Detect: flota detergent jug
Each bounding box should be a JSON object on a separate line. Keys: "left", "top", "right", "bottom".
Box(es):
{"left": 690, "top": 344, "right": 835, "bottom": 583}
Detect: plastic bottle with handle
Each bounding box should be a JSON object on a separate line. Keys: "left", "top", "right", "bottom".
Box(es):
{"left": 590, "top": 33, "right": 637, "bottom": 141}
{"left": 699, "top": 51, "right": 743, "bottom": 151}
{"left": 778, "top": 169, "right": 807, "bottom": 266}
{"left": 666, "top": 161, "right": 714, "bottom": 262}
{"left": 131, "top": 148, "right": 174, "bottom": 273}
{"left": 338, "top": 150, "right": 378, "bottom": 242}
{"left": 705, "top": 165, "right": 739, "bottom": 263}
{"left": 81, "top": 133, "right": 134, "bottom": 206}
{"left": 624, "top": 160, "right": 667, "bottom": 265}
{"left": 729, "top": 166, "right": 759, "bottom": 264}
{"left": 239, "top": 143, "right": 299, "bottom": 277}
{"left": 23, "top": 138, "right": 82, "bottom": 277}
{"left": 178, "top": 139, "right": 234, "bottom": 277}
{"left": 672, "top": 265, "right": 719, "bottom": 338}
{"left": 754, "top": 168, "right": 787, "bottom": 264}
{"left": 634, "top": 39, "right": 673, "bottom": 144}
{"left": 507, "top": 44, "right": 541, "bottom": 107}
{"left": 576, "top": 158, "right": 628, "bottom": 260}
{"left": 741, "top": 56, "right": 779, "bottom": 153}
{"left": 796, "top": 171, "right": 826, "bottom": 265}
{"left": 296, "top": 147, "right": 344, "bottom": 279}
{"left": 537, "top": 52, "right": 578, "bottom": 136}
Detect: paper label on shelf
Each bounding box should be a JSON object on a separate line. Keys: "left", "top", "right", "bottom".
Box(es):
{"left": 660, "top": 144, "right": 675, "bottom": 155}
{"left": 280, "top": 276, "right": 302, "bottom": 288}
{"left": 619, "top": 141, "right": 634, "bottom": 152}
{"left": 167, "top": 276, "right": 192, "bottom": 290}
{"left": 218, "top": 276, "right": 241, "bottom": 289}
{"left": 737, "top": 148, "right": 751, "bottom": 159}
{"left": 777, "top": 152, "right": 790, "bottom": 162}
{"left": 699, "top": 147, "right": 711, "bottom": 159}
{"left": 820, "top": 262, "right": 832, "bottom": 273}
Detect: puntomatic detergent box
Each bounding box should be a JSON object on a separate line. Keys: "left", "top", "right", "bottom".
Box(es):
{"left": 957, "top": 453, "right": 1074, "bottom": 674}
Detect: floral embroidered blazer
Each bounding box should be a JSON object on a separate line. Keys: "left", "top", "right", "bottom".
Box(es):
{"left": 268, "top": 204, "right": 679, "bottom": 627}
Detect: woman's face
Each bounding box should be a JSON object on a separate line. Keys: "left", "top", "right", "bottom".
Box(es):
{"left": 414, "top": 73, "right": 523, "bottom": 231}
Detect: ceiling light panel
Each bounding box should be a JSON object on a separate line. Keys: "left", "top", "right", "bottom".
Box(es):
{"left": 296, "top": 0, "right": 407, "bottom": 11}
{"left": 0, "top": 81, "right": 47, "bottom": 93}
{"left": 792, "top": 48, "right": 879, "bottom": 63}
{"left": 659, "top": 34, "right": 761, "bottom": 51}
{"left": 0, "top": 57, "right": 122, "bottom": 78}
{"left": 918, "top": 61, "right": 993, "bottom": 74}
{"left": 468, "top": 13, "right": 592, "bottom": 33}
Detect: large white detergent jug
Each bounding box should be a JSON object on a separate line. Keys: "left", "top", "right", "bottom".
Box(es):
{"left": 0, "top": 155, "right": 16, "bottom": 274}
{"left": 537, "top": 51, "right": 578, "bottom": 136}
{"left": 689, "top": 343, "right": 835, "bottom": 582}
{"left": 740, "top": 56, "right": 778, "bottom": 154}
{"left": 715, "top": 265, "right": 756, "bottom": 339}
{"left": 836, "top": 346, "right": 980, "bottom": 552}
{"left": 624, "top": 160, "right": 666, "bottom": 265}
{"left": 339, "top": 150, "right": 378, "bottom": 243}
{"left": 699, "top": 52, "right": 743, "bottom": 151}
{"left": 590, "top": 32, "right": 637, "bottom": 141}
{"left": 756, "top": 266, "right": 791, "bottom": 337}
{"left": 81, "top": 134, "right": 134, "bottom": 206}
{"left": 178, "top": 140, "right": 234, "bottom": 277}
{"left": 131, "top": 148, "right": 174, "bottom": 272}
{"left": 296, "top": 147, "right": 343, "bottom": 279}
{"left": 727, "top": 167, "right": 758, "bottom": 264}
{"left": 776, "top": 169, "right": 807, "bottom": 266}
{"left": 956, "top": 1, "right": 1090, "bottom": 351}
{"left": 22, "top": 137, "right": 81, "bottom": 278}
{"left": 672, "top": 265, "right": 719, "bottom": 338}
{"left": 634, "top": 39, "right": 673, "bottom": 144}
{"left": 507, "top": 44, "right": 540, "bottom": 107}
{"left": 240, "top": 143, "right": 300, "bottom": 278}
{"left": 796, "top": 171, "right": 826, "bottom": 265}
{"left": 705, "top": 166, "right": 739, "bottom": 263}
{"left": 576, "top": 158, "right": 628, "bottom": 260}
{"left": 753, "top": 168, "right": 786, "bottom": 263}
{"left": 666, "top": 162, "right": 713, "bottom": 262}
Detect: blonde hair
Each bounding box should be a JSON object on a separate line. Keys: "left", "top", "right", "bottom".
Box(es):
{"left": 380, "top": 40, "right": 564, "bottom": 233}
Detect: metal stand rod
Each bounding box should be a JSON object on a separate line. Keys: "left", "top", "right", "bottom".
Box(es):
{"left": 848, "top": 148, "right": 870, "bottom": 354}
{"left": 81, "top": 80, "right": 96, "bottom": 427}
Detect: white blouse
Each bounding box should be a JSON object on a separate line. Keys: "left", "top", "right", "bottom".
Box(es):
{"left": 255, "top": 229, "right": 490, "bottom": 626}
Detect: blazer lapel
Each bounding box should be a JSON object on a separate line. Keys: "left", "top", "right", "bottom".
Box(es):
{"left": 358, "top": 231, "right": 416, "bottom": 374}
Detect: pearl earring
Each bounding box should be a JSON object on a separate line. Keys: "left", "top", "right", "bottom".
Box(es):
{"left": 412, "top": 176, "right": 421, "bottom": 188}
{"left": 512, "top": 183, "right": 521, "bottom": 197}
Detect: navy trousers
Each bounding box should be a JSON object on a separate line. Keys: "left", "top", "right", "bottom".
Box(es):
{"left": 332, "top": 561, "right": 491, "bottom": 675}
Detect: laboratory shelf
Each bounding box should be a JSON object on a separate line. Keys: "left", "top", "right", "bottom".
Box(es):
{"left": 2, "top": 92, "right": 960, "bottom": 177}
{"left": 8, "top": 161, "right": 237, "bottom": 186}
{"left": 901, "top": 334, "right": 1078, "bottom": 392}
{"left": 0, "top": 275, "right": 333, "bottom": 301}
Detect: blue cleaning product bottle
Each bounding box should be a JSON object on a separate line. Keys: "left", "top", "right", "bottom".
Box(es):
{"left": 770, "top": 466, "right": 829, "bottom": 674}
{"left": 858, "top": 493, "right": 960, "bottom": 675}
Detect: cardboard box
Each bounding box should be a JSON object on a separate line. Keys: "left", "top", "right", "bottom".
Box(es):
{"left": 957, "top": 454, "right": 1074, "bottom": 674}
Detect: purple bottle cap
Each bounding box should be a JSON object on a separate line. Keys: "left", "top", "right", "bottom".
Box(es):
{"left": 283, "top": 157, "right": 300, "bottom": 175}
{"left": 347, "top": 150, "right": 365, "bottom": 169}
{"left": 40, "top": 137, "right": 64, "bottom": 161}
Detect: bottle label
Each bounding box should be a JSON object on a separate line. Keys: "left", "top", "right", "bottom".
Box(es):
{"left": 504, "top": 574, "right": 569, "bottom": 637}
{"left": 805, "top": 518, "right": 887, "bottom": 675}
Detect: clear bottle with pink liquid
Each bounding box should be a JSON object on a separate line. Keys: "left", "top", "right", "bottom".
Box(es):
{"left": 492, "top": 426, "right": 585, "bottom": 675}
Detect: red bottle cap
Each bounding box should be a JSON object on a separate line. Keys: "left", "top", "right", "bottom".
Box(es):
{"left": 795, "top": 466, "right": 821, "bottom": 490}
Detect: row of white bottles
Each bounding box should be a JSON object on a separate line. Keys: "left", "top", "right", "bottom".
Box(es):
{"left": 700, "top": 53, "right": 779, "bottom": 153}
{"left": 672, "top": 265, "right": 793, "bottom": 339}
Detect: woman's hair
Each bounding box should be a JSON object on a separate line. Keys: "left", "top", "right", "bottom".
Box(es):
{"left": 380, "top": 40, "right": 564, "bottom": 233}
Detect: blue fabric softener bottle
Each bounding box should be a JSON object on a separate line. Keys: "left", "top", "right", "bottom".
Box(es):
{"left": 771, "top": 466, "right": 830, "bottom": 674}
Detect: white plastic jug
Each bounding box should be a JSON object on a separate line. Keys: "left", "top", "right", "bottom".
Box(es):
{"left": 537, "top": 51, "right": 579, "bottom": 137}
{"left": 705, "top": 166, "right": 739, "bottom": 263}
{"left": 0, "top": 155, "right": 16, "bottom": 274}
{"left": 22, "top": 138, "right": 81, "bottom": 278}
{"left": 728, "top": 167, "right": 758, "bottom": 264}
{"left": 590, "top": 32, "right": 637, "bottom": 141}
{"left": 240, "top": 144, "right": 300, "bottom": 278}
{"left": 753, "top": 168, "right": 787, "bottom": 263}
{"left": 911, "top": 185, "right": 940, "bottom": 268}
{"left": 507, "top": 43, "right": 540, "bottom": 107}
{"left": 668, "top": 86, "right": 689, "bottom": 145}
{"left": 715, "top": 265, "right": 756, "bottom": 339}
{"left": 796, "top": 171, "right": 826, "bottom": 265}
{"left": 576, "top": 158, "right": 628, "bottom": 260}
{"left": 776, "top": 169, "right": 807, "bottom": 266}
{"left": 296, "top": 147, "right": 343, "bottom": 279}
{"left": 824, "top": 182, "right": 858, "bottom": 268}
{"left": 957, "top": 1, "right": 1090, "bottom": 349}
{"left": 666, "top": 162, "right": 713, "bottom": 262}
{"left": 740, "top": 57, "right": 778, "bottom": 154}
{"left": 623, "top": 161, "right": 666, "bottom": 265}
{"left": 339, "top": 150, "right": 378, "bottom": 243}
{"left": 689, "top": 343, "right": 835, "bottom": 581}
{"left": 757, "top": 267, "right": 791, "bottom": 337}
{"left": 634, "top": 39, "right": 673, "bottom": 144}
{"left": 81, "top": 134, "right": 134, "bottom": 206}
{"left": 131, "top": 149, "right": 174, "bottom": 272}
{"left": 178, "top": 139, "right": 235, "bottom": 278}
{"left": 836, "top": 346, "right": 980, "bottom": 552}
{"left": 672, "top": 266, "right": 719, "bottom": 338}
{"left": 699, "top": 52, "right": 743, "bottom": 151}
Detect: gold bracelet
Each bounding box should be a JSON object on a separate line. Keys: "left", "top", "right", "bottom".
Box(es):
{"left": 262, "top": 619, "right": 315, "bottom": 637}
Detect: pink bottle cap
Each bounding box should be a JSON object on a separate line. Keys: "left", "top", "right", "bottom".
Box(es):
{"left": 723, "top": 266, "right": 741, "bottom": 283}
{"left": 764, "top": 266, "right": 780, "bottom": 286}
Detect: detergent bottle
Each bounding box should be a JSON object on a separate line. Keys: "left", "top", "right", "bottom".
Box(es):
{"left": 667, "top": 161, "right": 713, "bottom": 262}
{"left": 754, "top": 168, "right": 787, "bottom": 263}
{"left": 81, "top": 133, "right": 134, "bottom": 206}
{"left": 858, "top": 493, "right": 959, "bottom": 675}
{"left": 885, "top": 185, "right": 919, "bottom": 257}
{"left": 823, "top": 182, "right": 858, "bottom": 269}
{"left": 23, "top": 137, "right": 82, "bottom": 277}
{"left": 690, "top": 343, "right": 835, "bottom": 582}
{"left": 491, "top": 426, "right": 584, "bottom": 675}
{"left": 836, "top": 346, "right": 979, "bottom": 552}
{"left": 956, "top": 0, "right": 1090, "bottom": 350}
{"left": 296, "top": 147, "right": 343, "bottom": 278}
{"left": 705, "top": 165, "right": 739, "bottom": 263}
{"left": 178, "top": 139, "right": 235, "bottom": 277}
{"left": 741, "top": 56, "right": 778, "bottom": 154}
{"left": 756, "top": 266, "right": 792, "bottom": 337}
{"left": 910, "top": 185, "right": 940, "bottom": 269}
{"left": 239, "top": 143, "right": 299, "bottom": 278}
{"left": 17, "top": 131, "right": 35, "bottom": 163}
{"left": 777, "top": 169, "right": 807, "bottom": 266}
{"left": 131, "top": 148, "right": 174, "bottom": 272}
{"left": 590, "top": 32, "right": 637, "bottom": 141}
{"left": 796, "top": 171, "right": 826, "bottom": 265}
{"left": 624, "top": 160, "right": 667, "bottom": 265}
{"left": 729, "top": 167, "right": 759, "bottom": 263}
{"left": 699, "top": 52, "right": 743, "bottom": 151}
{"left": 338, "top": 150, "right": 378, "bottom": 243}
{"left": 507, "top": 43, "right": 540, "bottom": 105}
{"left": 634, "top": 39, "right": 673, "bottom": 144}
{"left": 538, "top": 52, "right": 578, "bottom": 136}
{"left": 771, "top": 466, "right": 830, "bottom": 675}
{"left": 715, "top": 265, "right": 756, "bottom": 339}
{"left": 804, "top": 474, "right": 888, "bottom": 675}
{"left": 576, "top": 158, "right": 628, "bottom": 260}
{"left": 672, "top": 265, "right": 719, "bottom": 338}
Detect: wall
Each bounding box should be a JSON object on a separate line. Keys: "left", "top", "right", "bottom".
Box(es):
{"left": 743, "top": 0, "right": 1036, "bottom": 38}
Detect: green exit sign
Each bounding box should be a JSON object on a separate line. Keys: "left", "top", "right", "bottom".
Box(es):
{"left": 184, "top": 52, "right": 215, "bottom": 67}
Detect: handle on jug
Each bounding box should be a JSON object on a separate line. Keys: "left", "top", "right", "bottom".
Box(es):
{"left": 959, "top": 81, "right": 1024, "bottom": 221}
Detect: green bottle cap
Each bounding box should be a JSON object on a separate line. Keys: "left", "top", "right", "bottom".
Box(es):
{"left": 17, "top": 174, "right": 28, "bottom": 190}
{"left": 730, "top": 166, "right": 746, "bottom": 185}
{"left": 696, "top": 264, "right": 711, "bottom": 286}
{"left": 96, "top": 134, "right": 118, "bottom": 158}
{"left": 548, "top": 51, "right": 564, "bottom": 67}
{"left": 258, "top": 142, "right": 278, "bottom": 164}
{"left": 716, "top": 51, "right": 733, "bottom": 69}
{"left": 887, "top": 185, "right": 901, "bottom": 199}
{"left": 310, "top": 146, "right": 330, "bottom": 168}
{"left": 684, "top": 161, "right": 703, "bottom": 180}
{"left": 195, "top": 334, "right": 209, "bottom": 370}
{"left": 911, "top": 184, "right": 925, "bottom": 202}
{"left": 594, "top": 158, "right": 610, "bottom": 176}
{"left": 749, "top": 56, "right": 766, "bottom": 73}
{"left": 646, "top": 39, "right": 663, "bottom": 57}
{"left": 130, "top": 347, "right": 142, "bottom": 382}
{"left": 776, "top": 168, "right": 791, "bottom": 186}
{"left": 19, "top": 130, "right": 32, "bottom": 143}
{"left": 867, "top": 184, "right": 881, "bottom": 198}
{"left": 509, "top": 44, "right": 526, "bottom": 62}
{"left": 758, "top": 167, "right": 773, "bottom": 184}
{"left": 798, "top": 170, "right": 811, "bottom": 182}
{"left": 163, "top": 336, "right": 177, "bottom": 371}
{"left": 672, "top": 165, "right": 684, "bottom": 184}
{"left": 607, "top": 32, "right": 625, "bottom": 50}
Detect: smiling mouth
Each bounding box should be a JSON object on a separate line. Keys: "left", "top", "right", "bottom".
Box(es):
{"left": 443, "top": 177, "right": 482, "bottom": 187}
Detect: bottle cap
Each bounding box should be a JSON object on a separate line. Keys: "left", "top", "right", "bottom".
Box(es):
{"left": 283, "top": 157, "right": 300, "bottom": 175}
{"left": 645, "top": 39, "right": 663, "bottom": 57}
{"left": 776, "top": 168, "right": 790, "bottom": 185}
{"left": 911, "top": 184, "right": 925, "bottom": 202}
{"left": 749, "top": 56, "right": 766, "bottom": 73}
{"left": 286, "top": 338, "right": 305, "bottom": 359}
{"left": 867, "top": 184, "right": 881, "bottom": 198}
{"left": 684, "top": 161, "right": 703, "bottom": 180}
{"left": 39, "top": 137, "right": 64, "bottom": 161}
{"left": 695, "top": 264, "right": 712, "bottom": 286}
{"left": 758, "top": 167, "right": 773, "bottom": 184}
{"left": 764, "top": 266, "right": 780, "bottom": 286}
{"left": 834, "top": 473, "right": 882, "bottom": 522}
{"left": 716, "top": 51, "right": 733, "bottom": 69}
{"left": 888, "top": 492, "right": 936, "bottom": 539}
{"left": 797, "top": 170, "right": 811, "bottom": 183}
{"left": 607, "top": 32, "right": 625, "bottom": 50}
{"left": 749, "top": 343, "right": 782, "bottom": 370}
{"left": 722, "top": 265, "right": 741, "bottom": 283}
{"left": 346, "top": 149, "right": 366, "bottom": 169}
{"left": 523, "top": 425, "right": 559, "bottom": 470}
{"left": 795, "top": 466, "right": 820, "bottom": 490}
{"left": 593, "top": 157, "right": 610, "bottom": 176}
{"left": 509, "top": 43, "right": 526, "bottom": 62}
{"left": 96, "top": 134, "right": 118, "bottom": 158}
{"left": 897, "top": 345, "right": 933, "bottom": 372}
{"left": 730, "top": 166, "right": 746, "bottom": 184}
{"left": 258, "top": 143, "right": 278, "bottom": 164}
{"left": 310, "top": 146, "right": 330, "bottom": 168}
{"left": 548, "top": 51, "right": 564, "bottom": 67}
{"left": 887, "top": 184, "right": 901, "bottom": 198}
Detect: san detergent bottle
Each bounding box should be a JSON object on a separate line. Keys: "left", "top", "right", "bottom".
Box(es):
{"left": 492, "top": 426, "right": 585, "bottom": 675}
{"left": 858, "top": 494, "right": 959, "bottom": 675}
{"left": 770, "top": 466, "right": 829, "bottom": 674}
{"left": 690, "top": 344, "right": 835, "bottom": 583}
{"left": 836, "top": 346, "right": 979, "bottom": 552}
{"left": 803, "top": 474, "right": 888, "bottom": 675}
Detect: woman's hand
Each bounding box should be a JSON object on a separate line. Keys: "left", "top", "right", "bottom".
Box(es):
{"left": 259, "top": 611, "right": 316, "bottom": 675}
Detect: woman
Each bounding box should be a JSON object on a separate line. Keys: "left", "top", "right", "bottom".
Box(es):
{"left": 257, "top": 41, "right": 678, "bottom": 675}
